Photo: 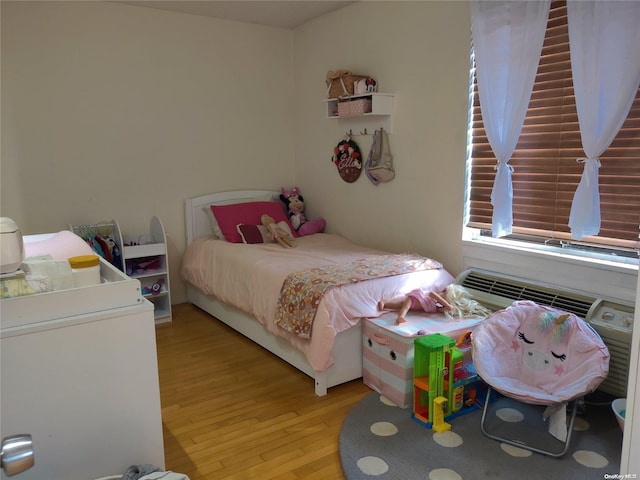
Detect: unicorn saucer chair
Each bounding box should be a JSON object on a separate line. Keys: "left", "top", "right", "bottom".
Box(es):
{"left": 472, "top": 301, "right": 610, "bottom": 457}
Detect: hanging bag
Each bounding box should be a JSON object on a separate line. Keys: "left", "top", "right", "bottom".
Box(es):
{"left": 365, "top": 128, "right": 395, "bottom": 185}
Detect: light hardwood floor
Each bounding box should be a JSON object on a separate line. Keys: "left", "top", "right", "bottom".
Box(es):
{"left": 155, "top": 303, "right": 371, "bottom": 480}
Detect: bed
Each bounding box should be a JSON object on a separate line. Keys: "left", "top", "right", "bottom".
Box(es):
{"left": 182, "top": 190, "right": 454, "bottom": 396}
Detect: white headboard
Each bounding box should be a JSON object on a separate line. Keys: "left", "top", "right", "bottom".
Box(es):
{"left": 184, "top": 190, "right": 279, "bottom": 245}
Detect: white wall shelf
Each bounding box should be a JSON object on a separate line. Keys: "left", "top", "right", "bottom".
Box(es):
{"left": 325, "top": 93, "right": 393, "bottom": 118}
{"left": 325, "top": 93, "right": 394, "bottom": 133}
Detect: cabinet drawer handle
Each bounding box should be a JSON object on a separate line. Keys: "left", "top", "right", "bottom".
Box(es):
{"left": 371, "top": 333, "right": 390, "bottom": 345}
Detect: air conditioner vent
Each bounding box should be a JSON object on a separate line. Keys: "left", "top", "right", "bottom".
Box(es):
{"left": 597, "top": 335, "right": 631, "bottom": 397}
{"left": 457, "top": 270, "right": 595, "bottom": 318}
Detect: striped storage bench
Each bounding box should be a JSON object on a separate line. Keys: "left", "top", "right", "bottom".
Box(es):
{"left": 363, "top": 311, "right": 485, "bottom": 408}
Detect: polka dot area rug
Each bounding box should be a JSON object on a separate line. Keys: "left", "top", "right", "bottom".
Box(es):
{"left": 339, "top": 391, "right": 623, "bottom": 480}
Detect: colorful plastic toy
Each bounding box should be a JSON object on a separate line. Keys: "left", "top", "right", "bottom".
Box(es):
{"left": 432, "top": 396, "right": 452, "bottom": 433}
{"left": 412, "top": 332, "right": 482, "bottom": 429}
{"left": 141, "top": 278, "right": 164, "bottom": 296}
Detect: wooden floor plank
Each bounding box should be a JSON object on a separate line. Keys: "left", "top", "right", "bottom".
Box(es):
{"left": 156, "top": 303, "right": 370, "bottom": 479}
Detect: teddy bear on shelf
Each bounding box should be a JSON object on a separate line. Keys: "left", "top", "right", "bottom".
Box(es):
{"left": 279, "top": 187, "right": 326, "bottom": 236}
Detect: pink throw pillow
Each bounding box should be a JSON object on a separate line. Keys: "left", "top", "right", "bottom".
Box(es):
{"left": 211, "top": 201, "right": 296, "bottom": 243}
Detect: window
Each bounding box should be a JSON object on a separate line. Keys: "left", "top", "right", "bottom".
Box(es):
{"left": 467, "top": 0, "right": 640, "bottom": 253}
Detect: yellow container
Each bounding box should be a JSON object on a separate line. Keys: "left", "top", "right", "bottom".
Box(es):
{"left": 68, "top": 254, "right": 101, "bottom": 287}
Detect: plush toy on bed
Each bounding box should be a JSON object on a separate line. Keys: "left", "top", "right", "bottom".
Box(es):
{"left": 261, "top": 215, "right": 297, "bottom": 248}
{"left": 279, "top": 187, "right": 326, "bottom": 236}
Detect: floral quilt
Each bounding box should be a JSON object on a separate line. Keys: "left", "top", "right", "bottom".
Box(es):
{"left": 274, "top": 253, "right": 443, "bottom": 339}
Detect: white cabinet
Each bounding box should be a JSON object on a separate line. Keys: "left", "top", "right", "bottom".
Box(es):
{"left": 621, "top": 274, "right": 640, "bottom": 474}
{"left": 1, "top": 248, "right": 164, "bottom": 480}
{"left": 120, "top": 216, "right": 172, "bottom": 324}
{"left": 325, "top": 93, "right": 394, "bottom": 133}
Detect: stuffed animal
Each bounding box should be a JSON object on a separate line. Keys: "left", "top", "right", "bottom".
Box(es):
{"left": 261, "top": 214, "right": 297, "bottom": 248}
{"left": 279, "top": 187, "right": 326, "bottom": 236}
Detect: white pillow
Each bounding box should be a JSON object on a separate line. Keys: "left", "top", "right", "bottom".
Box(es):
{"left": 204, "top": 192, "right": 276, "bottom": 239}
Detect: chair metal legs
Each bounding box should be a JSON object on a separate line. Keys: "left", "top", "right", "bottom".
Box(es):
{"left": 480, "top": 386, "right": 579, "bottom": 458}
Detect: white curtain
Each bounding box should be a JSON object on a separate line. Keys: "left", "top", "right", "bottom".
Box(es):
{"left": 567, "top": 1, "right": 640, "bottom": 240}
{"left": 471, "top": 1, "right": 550, "bottom": 238}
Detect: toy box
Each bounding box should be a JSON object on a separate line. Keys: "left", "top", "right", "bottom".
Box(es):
{"left": 362, "top": 311, "right": 484, "bottom": 408}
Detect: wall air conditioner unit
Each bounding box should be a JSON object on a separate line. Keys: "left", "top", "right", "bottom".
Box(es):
{"left": 454, "top": 268, "right": 634, "bottom": 398}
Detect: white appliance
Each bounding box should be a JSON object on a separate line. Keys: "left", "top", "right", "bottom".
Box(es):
{"left": 0, "top": 218, "right": 24, "bottom": 275}
{"left": 455, "top": 268, "right": 635, "bottom": 398}
{"left": 0, "top": 243, "right": 164, "bottom": 480}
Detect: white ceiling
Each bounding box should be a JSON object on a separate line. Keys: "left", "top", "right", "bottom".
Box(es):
{"left": 116, "top": 1, "right": 356, "bottom": 29}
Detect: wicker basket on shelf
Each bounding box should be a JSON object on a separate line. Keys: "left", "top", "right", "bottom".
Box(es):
{"left": 326, "top": 69, "right": 368, "bottom": 98}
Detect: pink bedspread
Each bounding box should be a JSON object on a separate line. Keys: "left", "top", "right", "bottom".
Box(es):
{"left": 181, "top": 233, "right": 454, "bottom": 371}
